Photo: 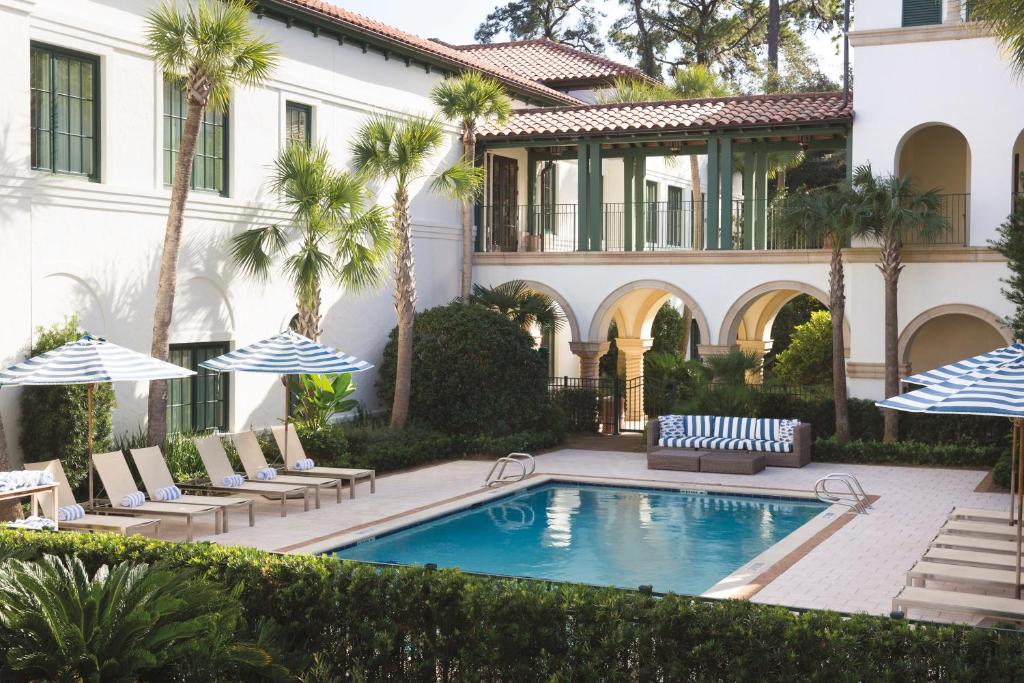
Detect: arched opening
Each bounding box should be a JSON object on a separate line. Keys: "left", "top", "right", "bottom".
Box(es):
{"left": 896, "top": 123, "right": 971, "bottom": 245}
{"left": 900, "top": 306, "right": 1011, "bottom": 376}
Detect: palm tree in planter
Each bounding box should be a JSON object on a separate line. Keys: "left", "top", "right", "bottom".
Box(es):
{"left": 351, "top": 115, "right": 483, "bottom": 429}
{"left": 144, "top": 0, "right": 277, "bottom": 445}
{"left": 430, "top": 72, "right": 512, "bottom": 301}
{"left": 469, "top": 280, "right": 566, "bottom": 333}
{"left": 229, "top": 142, "right": 392, "bottom": 341}
{"left": 779, "top": 184, "right": 867, "bottom": 445}
{"left": 853, "top": 164, "right": 946, "bottom": 442}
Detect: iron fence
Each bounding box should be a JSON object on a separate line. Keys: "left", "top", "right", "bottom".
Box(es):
{"left": 903, "top": 193, "right": 970, "bottom": 246}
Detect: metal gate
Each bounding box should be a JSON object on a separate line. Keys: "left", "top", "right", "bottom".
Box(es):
{"left": 549, "top": 376, "right": 676, "bottom": 434}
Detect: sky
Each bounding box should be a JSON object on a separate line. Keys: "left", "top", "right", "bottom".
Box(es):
{"left": 334, "top": 0, "right": 846, "bottom": 82}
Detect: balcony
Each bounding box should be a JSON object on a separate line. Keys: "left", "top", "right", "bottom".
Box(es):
{"left": 478, "top": 194, "right": 971, "bottom": 254}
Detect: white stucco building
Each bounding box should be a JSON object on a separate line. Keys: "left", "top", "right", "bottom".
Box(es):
{"left": 0, "top": 0, "right": 1018, "bottom": 459}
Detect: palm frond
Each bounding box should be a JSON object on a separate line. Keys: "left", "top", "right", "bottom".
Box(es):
{"left": 229, "top": 224, "right": 288, "bottom": 281}
{"left": 975, "top": 0, "right": 1024, "bottom": 77}
{"left": 430, "top": 71, "right": 513, "bottom": 127}
{"left": 332, "top": 204, "right": 394, "bottom": 291}
{"left": 430, "top": 160, "right": 484, "bottom": 201}
{"left": 350, "top": 114, "right": 401, "bottom": 182}
{"left": 283, "top": 243, "right": 336, "bottom": 308}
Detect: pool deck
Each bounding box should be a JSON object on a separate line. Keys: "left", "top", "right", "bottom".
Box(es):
{"left": 161, "top": 448, "right": 1008, "bottom": 623}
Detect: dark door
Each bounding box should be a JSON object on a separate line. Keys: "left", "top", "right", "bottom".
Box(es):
{"left": 492, "top": 155, "right": 519, "bottom": 251}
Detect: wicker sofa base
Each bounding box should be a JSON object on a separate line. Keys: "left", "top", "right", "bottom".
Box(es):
{"left": 647, "top": 449, "right": 703, "bottom": 472}
{"left": 700, "top": 451, "right": 766, "bottom": 475}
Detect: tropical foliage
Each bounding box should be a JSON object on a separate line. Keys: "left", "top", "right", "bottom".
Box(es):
{"left": 350, "top": 114, "right": 483, "bottom": 428}
{"left": 431, "top": 72, "right": 512, "bottom": 301}
{"left": 144, "top": 0, "right": 277, "bottom": 445}
{"left": 287, "top": 373, "right": 358, "bottom": 432}
{"left": 974, "top": 0, "right": 1024, "bottom": 76}
{"left": 773, "top": 310, "right": 833, "bottom": 386}
{"left": 991, "top": 203, "right": 1024, "bottom": 339}
{"left": 230, "top": 142, "right": 391, "bottom": 341}
{"left": 468, "top": 280, "right": 565, "bottom": 333}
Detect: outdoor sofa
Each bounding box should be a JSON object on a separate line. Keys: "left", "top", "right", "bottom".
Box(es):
{"left": 647, "top": 415, "right": 811, "bottom": 474}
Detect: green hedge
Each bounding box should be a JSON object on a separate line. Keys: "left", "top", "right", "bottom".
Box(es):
{"left": 813, "top": 437, "right": 1006, "bottom": 468}
{"left": 1, "top": 530, "right": 1022, "bottom": 680}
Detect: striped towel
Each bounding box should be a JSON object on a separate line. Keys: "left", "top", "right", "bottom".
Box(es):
{"left": 222, "top": 474, "right": 245, "bottom": 488}
{"left": 7, "top": 516, "right": 57, "bottom": 531}
{"left": 255, "top": 467, "right": 277, "bottom": 481}
{"left": 153, "top": 485, "right": 181, "bottom": 501}
{"left": 0, "top": 470, "right": 55, "bottom": 492}
{"left": 58, "top": 504, "right": 85, "bottom": 521}
{"left": 292, "top": 458, "right": 315, "bottom": 471}
{"left": 120, "top": 491, "right": 146, "bottom": 508}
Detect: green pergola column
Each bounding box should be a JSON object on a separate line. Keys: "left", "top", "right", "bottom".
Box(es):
{"left": 623, "top": 154, "right": 634, "bottom": 251}
{"left": 743, "top": 150, "right": 754, "bottom": 250}
{"left": 577, "top": 142, "right": 589, "bottom": 251}
{"left": 634, "top": 155, "right": 647, "bottom": 249}
{"left": 526, "top": 150, "right": 538, "bottom": 238}
{"left": 719, "top": 136, "right": 733, "bottom": 250}
{"left": 588, "top": 141, "right": 603, "bottom": 250}
{"left": 705, "top": 136, "right": 720, "bottom": 250}
{"left": 754, "top": 148, "right": 768, "bottom": 250}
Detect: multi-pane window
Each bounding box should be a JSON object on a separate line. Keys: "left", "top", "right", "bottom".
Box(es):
{"left": 667, "top": 185, "right": 683, "bottom": 247}
{"left": 645, "top": 180, "right": 658, "bottom": 244}
{"left": 902, "top": 0, "right": 941, "bottom": 26}
{"left": 30, "top": 44, "right": 99, "bottom": 180}
{"left": 167, "top": 342, "right": 229, "bottom": 434}
{"left": 163, "top": 79, "right": 228, "bottom": 195}
{"left": 286, "top": 101, "right": 312, "bottom": 146}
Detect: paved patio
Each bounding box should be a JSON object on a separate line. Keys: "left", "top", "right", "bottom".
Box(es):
{"left": 158, "top": 448, "right": 1009, "bottom": 622}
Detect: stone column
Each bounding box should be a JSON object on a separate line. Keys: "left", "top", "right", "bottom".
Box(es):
{"left": 569, "top": 341, "right": 605, "bottom": 380}
{"left": 945, "top": 0, "right": 962, "bottom": 24}
{"left": 616, "top": 337, "right": 654, "bottom": 424}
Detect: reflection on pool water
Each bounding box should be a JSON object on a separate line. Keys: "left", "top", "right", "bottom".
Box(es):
{"left": 334, "top": 483, "right": 827, "bottom": 595}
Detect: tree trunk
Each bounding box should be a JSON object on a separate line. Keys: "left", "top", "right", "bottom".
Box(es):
{"left": 690, "top": 155, "right": 702, "bottom": 249}
{"left": 460, "top": 127, "right": 476, "bottom": 301}
{"left": 880, "top": 235, "right": 903, "bottom": 442}
{"left": 390, "top": 186, "right": 418, "bottom": 429}
{"left": 295, "top": 285, "right": 322, "bottom": 342}
{"left": 147, "top": 95, "right": 205, "bottom": 446}
{"left": 768, "top": 0, "right": 781, "bottom": 71}
{"left": 829, "top": 243, "right": 851, "bottom": 444}
{"left": 631, "top": 0, "right": 659, "bottom": 79}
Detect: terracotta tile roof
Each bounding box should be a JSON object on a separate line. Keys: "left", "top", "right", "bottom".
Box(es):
{"left": 478, "top": 91, "right": 854, "bottom": 140}
{"left": 451, "top": 39, "right": 653, "bottom": 87}
{"left": 264, "top": 1, "right": 582, "bottom": 105}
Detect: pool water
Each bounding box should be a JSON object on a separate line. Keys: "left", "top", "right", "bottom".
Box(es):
{"left": 335, "top": 484, "right": 827, "bottom": 595}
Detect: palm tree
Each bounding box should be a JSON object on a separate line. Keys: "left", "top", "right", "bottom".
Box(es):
{"left": 974, "top": 0, "right": 1024, "bottom": 74}
{"left": 430, "top": 72, "right": 512, "bottom": 301}
{"left": 229, "top": 142, "right": 392, "bottom": 341}
{"left": 779, "top": 184, "right": 867, "bottom": 444}
{"left": 0, "top": 554, "right": 279, "bottom": 681}
{"left": 351, "top": 115, "right": 484, "bottom": 429}
{"left": 468, "top": 280, "right": 566, "bottom": 332}
{"left": 144, "top": 0, "right": 277, "bottom": 446}
{"left": 853, "top": 164, "right": 947, "bottom": 442}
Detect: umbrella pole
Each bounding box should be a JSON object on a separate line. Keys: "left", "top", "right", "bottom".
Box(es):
{"left": 87, "top": 383, "right": 94, "bottom": 510}
{"left": 1017, "top": 419, "right": 1023, "bottom": 599}
{"left": 284, "top": 377, "right": 289, "bottom": 464}
{"left": 1012, "top": 420, "right": 1018, "bottom": 527}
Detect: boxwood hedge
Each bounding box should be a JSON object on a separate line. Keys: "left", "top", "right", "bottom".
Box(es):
{"left": 1, "top": 530, "right": 1022, "bottom": 681}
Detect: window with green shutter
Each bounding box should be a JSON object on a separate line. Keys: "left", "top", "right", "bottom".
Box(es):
{"left": 902, "top": 0, "right": 942, "bottom": 27}
{"left": 167, "top": 342, "right": 230, "bottom": 434}
{"left": 539, "top": 161, "right": 557, "bottom": 234}
{"left": 667, "top": 185, "right": 683, "bottom": 246}
{"left": 163, "top": 80, "right": 228, "bottom": 195}
{"left": 30, "top": 44, "right": 99, "bottom": 180}
{"left": 285, "top": 101, "right": 312, "bottom": 146}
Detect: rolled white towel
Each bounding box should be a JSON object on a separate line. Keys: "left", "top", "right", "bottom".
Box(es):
{"left": 254, "top": 467, "right": 277, "bottom": 481}
{"left": 119, "top": 491, "right": 146, "bottom": 508}
{"left": 58, "top": 504, "right": 85, "bottom": 522}
{"left": 222, "top": 474, "right": 244, "bottom": 488}
{"left": 292, "top": 458, "right": 315, "bottom": 471}
{"left": 153, "top": 485, "right": 181, "bottom": 501}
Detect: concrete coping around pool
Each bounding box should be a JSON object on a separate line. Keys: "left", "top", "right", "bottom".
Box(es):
{"left": 283, "top": 473, "right": 857, "bottom": 600}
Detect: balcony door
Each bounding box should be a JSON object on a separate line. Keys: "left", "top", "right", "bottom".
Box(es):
{"left": 492, "top": 155, "right": 519, "bottom": 251}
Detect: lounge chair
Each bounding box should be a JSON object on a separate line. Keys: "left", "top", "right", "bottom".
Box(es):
{"left": 24, "top": 460, "right": 160, "bottom": 537}
{"left": 271, "top": 424, "right": 376, "bottom": 498}
{"left": 92, "top": 451, "right": 219, "bottom": 542}
{"left": 924, "top": 547, "right": 1021, "bottom": 570}
{"left": 931, "top": 533, "right": 1020, "bottom": 555}
{"left": 194, "top": 435, "right": 312, "bottom": 516}
{"left": 906, "top": 560, "right": 1023, "bottom": 590}
{"left": 893, "top": 586, "right": 1024, "bottom": 623}
{"left": 949, "top": 507, "right": 1016, "bottom": 525}
{"left": 130, "top": 446, "right": 256, "bottom": 532}
{"left": 231, "top": 431, "right": 342, "bottom": 505}
{"left": 943, "top": 519, "right": 1020, "bottom": 540}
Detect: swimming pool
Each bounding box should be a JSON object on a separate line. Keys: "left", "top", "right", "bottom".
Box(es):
{"left": 334, "top": 483, "right": 828, "bottom": 595}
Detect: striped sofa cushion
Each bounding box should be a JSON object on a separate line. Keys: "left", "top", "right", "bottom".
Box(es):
{"left": 748, "top": 440, "right": 794, "bottom": 453}
{"left": 659, "top": 435, "right": 754, "bottom": 450}
{"left": 657, "top": 415, "right": 799, "bottom": 452}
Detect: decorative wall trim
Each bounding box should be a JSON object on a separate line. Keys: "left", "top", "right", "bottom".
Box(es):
{"left": 850, "top": 22, "right": 992, "bottom": 48}
{"left": 898, "top": 303, "right": 1012, "bottom": 364}
{"left": 846, "top": 362, "right": 886, "bottom": 380}
{"left": 587, "top": 279, "right": 710, "bottom": 346}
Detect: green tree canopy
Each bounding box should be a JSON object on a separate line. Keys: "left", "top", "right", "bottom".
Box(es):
{"left": 772, "top": 309, "right": 833, "bottom": 385}
{"left": 475, "top": 0, "right": 605, "bottom": 52}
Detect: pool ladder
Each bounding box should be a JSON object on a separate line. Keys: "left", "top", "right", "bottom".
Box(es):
{"left": 484, "top": 453, "right": 536, "bottom": 487}
{"left": 814, "top": 473, "right": 872, "bottom": 514}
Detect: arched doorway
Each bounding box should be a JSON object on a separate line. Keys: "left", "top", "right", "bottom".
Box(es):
{"left": 896, "top": 123, "right": 971, "bottom": 245}
{"left": 900, "top": 305, "right": 1011, "bottom": 376}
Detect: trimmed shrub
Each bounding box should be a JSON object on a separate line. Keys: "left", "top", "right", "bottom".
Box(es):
{"left": 549, "top": 386, "right": 599, "bottom": 433}
{"left": 772, "top": 310, "right": 833, "bottom": 386}
{"left": 813, "top": 437, "right": 1006, "bottom": 468}
{"left": 19, "top": 316, "right": 115, "bottom": 489}
{"left": 993, "top": 452, "right": 1012, "bottom": 489}
{"left": 377, "top": 303, "right": 548, "bottom": 435}
{"left": 1, "top": 530, "right": 1023, "bottom": 680}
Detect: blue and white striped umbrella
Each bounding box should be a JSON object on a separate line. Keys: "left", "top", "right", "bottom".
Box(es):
{"left": 199, "top": 329, "right": 372, "bottom": 376}
{"left": 902, "top": 343, "right": 1024, "bottom": 387}
{"left": 0, "top": 334, "right": 196, "bottom": 386}
{"left": 879, "top": 358, "right": 1024, "bottom": 418}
